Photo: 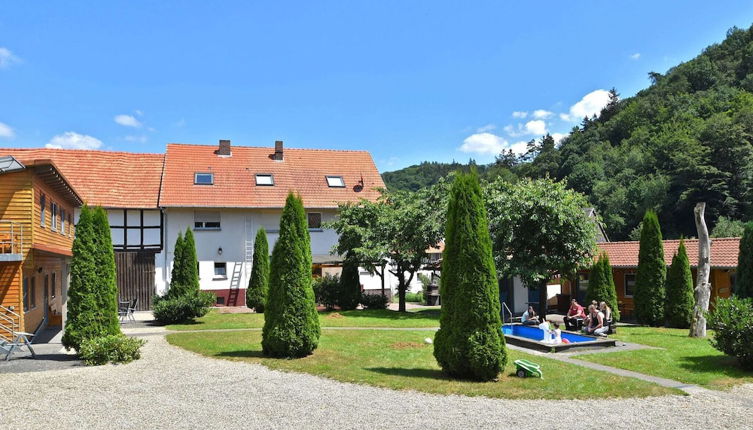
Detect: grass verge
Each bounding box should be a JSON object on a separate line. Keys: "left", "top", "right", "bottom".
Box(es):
{"left": 573, "top": 326, "right": 753, "bottom": 389}
{"left": 166, "top": 329, "right": 677, "bottom": 399}
{"left": 167, "top": 308, "right": 441, "bottom": 331}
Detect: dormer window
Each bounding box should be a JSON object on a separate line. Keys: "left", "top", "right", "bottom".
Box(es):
{"left": 255, "top": 174, "right": 274, "bottom": 186}
{"left": 326, "top": 175, "right": 345, "bottom": 188}
{"left": 194, "top": 173, "right": 214, "bottom": 185}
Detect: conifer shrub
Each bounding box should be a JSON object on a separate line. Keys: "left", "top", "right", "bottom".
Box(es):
{"left": 586, "top": 253, "right": 620, "bottom": 321}
{"left": 708, "top": 296, "right": 753, "bottom": 370}
{"left": 262, "top": 193, "right": 321, "bottom": 358}
{"left": 91, "top": 207, "right": 121, "bottom": 336}
{"left": 182, "top": 228, "right": 200, "bottom": 293}
{"left": 665, "top": 239, "right": 695, "bottom": 328}
{"left": 168, "top": 232, "right": 185, "bottom": 299}
{"left": 338, "top": 259, "right": 361, "bottom": 310}
{"left": 63, "top": 206, "right": 105, "bottom": 351}
{"left": 79, "top": 334, "right": 145, "bottom": 366}
{"left": 246, "top": 227, "right": 270, "bottom": 313}
{"left": 634, "top": 210, "right": 666, "bottom": 326}
{"left": 735, "top": 222, "right": 753, "bottom": 299}
{"left": 434, "top": 172, "right": 506, "bottom": 381}
{"left": 153, "top": 290, "right": 215, "bottom": 324}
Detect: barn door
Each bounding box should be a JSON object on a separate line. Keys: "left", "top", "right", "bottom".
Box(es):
{"left": 115, "top": 250, "right": 156, "bottom": 310}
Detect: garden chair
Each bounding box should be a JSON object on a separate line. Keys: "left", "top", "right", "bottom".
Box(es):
{"left": 119, "top": 298, "right": 137, "bottom": 323}
{"left": 0, "top": 332, "right": 36, "bottom": 361}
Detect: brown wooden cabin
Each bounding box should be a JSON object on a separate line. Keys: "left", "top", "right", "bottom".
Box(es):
{"left": 0, "top": 156, "right": 82, "bottom": 339}
{"left": 561, "top": 238, "right": 739, "bottom": 319}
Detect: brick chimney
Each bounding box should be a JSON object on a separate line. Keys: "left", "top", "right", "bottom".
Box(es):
{"left": 215, "top": 139, "right": 231, "bottom": 157}
{"left": 273, "top": 140, "right": 284, "bottom": 161}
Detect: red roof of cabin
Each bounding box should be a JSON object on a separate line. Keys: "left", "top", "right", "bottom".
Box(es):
{"left": 159, "top": 143, "right": 384, "bottom": 208}
{"left": 597, "top": 238, "right": 740, "bottom": 269}
{"left": 0, "top": 148, "right": 164, "bottom": 208}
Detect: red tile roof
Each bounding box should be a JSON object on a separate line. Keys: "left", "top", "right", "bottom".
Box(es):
{"left": 597, "top": 238, "right": 740, "bottom": 269}
{"left": 0, "top": 148, "right": 164, "bottom": 208}
{"left": 160, "top": 143, "right": 384, "bottom": 208}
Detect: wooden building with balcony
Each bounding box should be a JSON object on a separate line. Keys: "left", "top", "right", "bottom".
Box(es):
{"left": 0, "top": 155, "right": 82, "bottom": 339}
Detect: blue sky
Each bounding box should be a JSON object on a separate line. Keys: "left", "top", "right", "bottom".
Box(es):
{"left": 2, "top": 2, "right": 753, "bottom": 172}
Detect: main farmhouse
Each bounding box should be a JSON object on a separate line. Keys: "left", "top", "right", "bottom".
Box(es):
{"left": 0, "top": 140, "right": 384, "bottom": 333}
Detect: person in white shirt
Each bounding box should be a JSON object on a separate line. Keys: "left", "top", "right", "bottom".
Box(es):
{"left": 521, "top": 305, "right": 540, "bottom": 325}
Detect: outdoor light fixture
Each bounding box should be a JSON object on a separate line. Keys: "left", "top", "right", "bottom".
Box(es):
{"left": 218, "top": 247, "right": 223, "bottom": 255}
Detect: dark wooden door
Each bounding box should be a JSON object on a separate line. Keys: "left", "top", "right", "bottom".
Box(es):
{"left": 115, "top": 250, "right": 156, "bottom": 310}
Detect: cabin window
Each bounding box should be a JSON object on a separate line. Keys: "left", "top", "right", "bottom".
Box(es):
{"left": 194, "top": 211, "right": 221, "bottom": 230}
{"left": 214, "top": 262, "right": 227, "bottom": 279}
{"left": 255, "top": 174, "right": 274, "bottom": 186}
{"left": 624, "top": 273, "right": 636, "bottom": 298}
{"left": 60, "top": 209, "right": 66, "bottom": 235}
{"left": 30, "top": 276, "right": 36, "bottom": 310}
{"left": 325, "top": 175, "right": 345, "bottom": 188}
{"left": 51, "top": 202, "right": 58, "bottom": 231}
{"left": 40, "top": 194, "right": 46, "bottom": 227}
{"left": 194, "top": 173, "right": 214, "bottom": 185}
{"left": 22, "top": 277, "right": 29, "bottom": 311}
{"left": 307, "top": 212, "right": 322, "bottom": 230}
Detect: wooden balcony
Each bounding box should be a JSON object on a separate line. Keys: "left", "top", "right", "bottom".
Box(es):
{"left": 0, "top": 221, "right": 24, "bottom": 262}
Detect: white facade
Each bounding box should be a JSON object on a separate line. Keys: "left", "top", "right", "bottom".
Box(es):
{"left": 158, "top": 207, "right": 341, "bottom": 294}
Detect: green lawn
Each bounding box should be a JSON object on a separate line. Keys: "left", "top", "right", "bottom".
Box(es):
{"left": 574, "top": 326, "right": 753, "bottom": 389}
{"left": 166, "top": 329, "right": 676, "bottom": 399}
{"left": 167, "top": 308, "right": 441, "bottom": 331}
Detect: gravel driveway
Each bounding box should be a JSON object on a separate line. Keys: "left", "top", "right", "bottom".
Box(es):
{"left": 1, "top": 335, "right": 751, "bottom": 430}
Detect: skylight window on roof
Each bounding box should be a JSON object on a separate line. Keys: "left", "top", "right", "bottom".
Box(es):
{"left": 326, "top": 175, "right": 345, "bottom": 188}
{"left": 256, "top": 174, "right": 274, "bottom": 186}
{"left": 194, "top": 173, "right": 214, "bottom": 185}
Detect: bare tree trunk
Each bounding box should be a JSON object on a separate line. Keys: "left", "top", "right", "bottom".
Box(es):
{"left": 538, "top": 279, "right": 548, "bottom": 322}
{"left": 690, "top": 202, "right": 711, "bottom": 338}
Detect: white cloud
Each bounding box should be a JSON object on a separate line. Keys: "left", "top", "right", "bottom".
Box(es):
{"left": 532, "top": 109, "right": 553, "bottom": 119}
{"left": 135, "top": 109, "right": 144, "bottom": 116}
{"left": 509, "top": 140, "right": 529, "bottom": 155}
{"left": 559, "top": 113, "right": 571, "bottom": 121}
{"left": 0, "top": 122, "right": 14, "bottom": 139}
{"left": 114, "top": 114, "right": 142, "bottom": 128}
{"left": 512, "top": 111, "right": 527, "bottom": 119}
{"left": 567, "top": 89, "right": 611, "bottom": 121}
{"left": 459, "top": 133, "right": 508, "bottom": 155}
{"left": 46, "top": 132, "right": 103, "bottom": 150}
{"left": 124, "top": 135, "right": 148, "bottom": 143}
{"left": 0, "top": 47, "right": 20, "bottom": 69}
{"left": 630, "top": 53, "right": 641, "bottom": 60}
{"left": 551, "top": 132, "right": 568, "bottom": 144}
{"left": 476, "top": 124, "right": 496, "bottom": 133}
{"left": 524, "top": 120, "right": 548, "bottom": 136}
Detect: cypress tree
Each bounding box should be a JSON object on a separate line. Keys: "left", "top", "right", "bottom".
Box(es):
{"left": 665, "top": 239, "right": 695, "bottom": 328}
{"left": 586, "top": 254, "right": 620, "bottom": 321}
{"left": 182, "top": 228, "right": 200, "bottom": 293}
{"left": 338, "top": 258, "right": 361, "bottom": 310}
{"left": 262, "top": 193, "right": 320, "bottom": 358}
{"left": 735, "top": 222, "right": 753, "bottom": 298}
{"left": 62, "top": 206, "right": 101, "bottom": 350}
{"left": 434, "top": 172, "right": 506, "bottom": 381}
{"left": 91, "top": 207, "right": 121, "bottom": 336}
{"left": 168, "top": 231, "right": 185, "bottom": 298}
{"left": 246, "top": 227, "right": 270, "bottom": 312}
{"left": 585, "top": 256, "right": 606, "bottom": 306}
{"left": 634, "top": 210, "right": 666, "bottom": 326}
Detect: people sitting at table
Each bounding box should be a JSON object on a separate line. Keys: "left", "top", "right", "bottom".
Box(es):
{"left": 521, "top": 305, "right": 540, "bottom": 325}
{"left": 582, "top": 304, "right": 609, "bottom": 336}
{"left": 564, "top": 299, "right": 585, "bottom": 330}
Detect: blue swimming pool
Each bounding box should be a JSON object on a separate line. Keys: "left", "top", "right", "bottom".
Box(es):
{"left": 502, "top": 324, "right": 594, "bottom": 343}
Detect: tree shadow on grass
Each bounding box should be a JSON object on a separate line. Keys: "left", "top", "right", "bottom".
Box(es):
{"left": 679, "top": 355, "right": 752, "bottom": 378}
{"left": 216, "top": 350, "right": 265, "bottom": 359}
{"left": 329, "top": 309, "right": 440, "bottom": 321}
{"left": 366, "top": 366, "right": 448, "bottom": 380}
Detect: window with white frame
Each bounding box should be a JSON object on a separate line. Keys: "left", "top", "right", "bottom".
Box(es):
{"left": 325, "top": 175, "right": 345, "bottom": 188}
{"left": 255, "top": 174, "right": 274, "bottom": 186}
{"left": 214, "top": 262, "right": 227, "bottom": 279}
{"left": 51, "top": 202, "right": 58, "bottom": 231}
{"left": 194, "top": 172, "right": 214, "bottom": 185}
{"left": 307, "top": 212, "right": 322, "bottom": 230}
{"left": 194, "top": 211, "right": 221, "bottom": 230}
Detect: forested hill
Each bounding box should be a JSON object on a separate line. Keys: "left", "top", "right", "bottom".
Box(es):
{"left": 382, "top": 25, "right": 753, "bottom": 241}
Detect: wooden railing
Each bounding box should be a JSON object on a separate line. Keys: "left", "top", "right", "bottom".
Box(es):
{"left": 0, "top": 221, "right": 24, "bottom": 255}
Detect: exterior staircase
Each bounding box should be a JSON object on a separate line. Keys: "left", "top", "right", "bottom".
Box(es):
{"left": 0, "top": 305, "right": 20, "bottom": 342}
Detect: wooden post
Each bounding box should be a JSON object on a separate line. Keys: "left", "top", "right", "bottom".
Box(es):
{"left": 690, "top": 202, "right": 711, "bottom": 338}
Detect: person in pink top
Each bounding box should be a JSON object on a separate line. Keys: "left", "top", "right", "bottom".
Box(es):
{"left": 564, "top": 299, "right": 585, "bottom": 331}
